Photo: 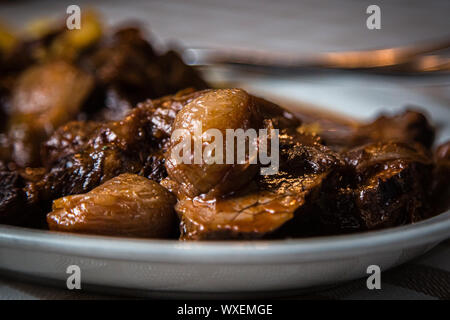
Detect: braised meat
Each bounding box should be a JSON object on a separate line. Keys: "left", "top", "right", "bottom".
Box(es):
{"left": 354, "top": 110, "right": 435, "bottom": 149}
{"left": 47, "top": 173, "right": 177, "bottom": 237}
{"left": 0, "top": 170, "right": 26, "bottom": 226}
{"left": 0, "top": 13, "right": 209, "bottom": 170}
{"left": 140, "top": 88, "right": 207, "bottom": 150}
{"left": 0, "top": 166, "right": 45, "bottom": 227}
{"left": 165, "top": 89, "right": 301, "bottom": 199}
{"left": 11, "top": 89, "right": 201, "bottom": 226}
{"left": 177, "top": 130, "right": 343, "bottom": 240}
{"left": 31, "top": 89, "right": 298, "bottom": 220}
{"left": 298, "top": 109, "right": 435, "bottom": 151}
{"left": 42, "top": 88, "right": 203, "bottom": 169}
{"left": 432, "top": 141, "right": 450, "bottom": 214}
{"left": 316, "top": 141, "right": 434, "bottom": 234}
{"left": 42, "top": 120, "right": 101, "bottom": 168}
{"left": 0, "top": 18, "right": 448, "bottom": 244}
{"left": 165, "top": 90, "right": 441, "bottom": 240}
{"left": 80, "top": 27, "right": 208, "bottom": 121}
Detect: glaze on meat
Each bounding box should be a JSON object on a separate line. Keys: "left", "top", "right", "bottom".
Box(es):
{"left": 0, "top": 17, "right": 448, "bottom": 240}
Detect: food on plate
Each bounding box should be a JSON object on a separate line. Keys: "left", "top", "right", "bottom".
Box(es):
{"left": 166, "top": 89, "right": 262, "bottom": 198}
{"left": 297, "top": 109, "right": 435, "bottom": 151}
{"left": 47, "top": 173, "right": 177, "bottom": 237}
{"left": 317, "top": 141, "right": 434, "bottom": 233}
{"left": 0, "top": 14, "right": 448, "bottom": 240}
{"left": 0, "top": 12, "right": 206, "bottom": 168}
{"left": 432, "top": 141, "right": 450, "bottom": 214}
{"left": 0, "top": 85, "right": 447, "bottom": 239}
{"left": 2, "top": 61, "right": 94, "bottom": 167}
{"left": 11, "top": 89, "right": 201, "bottom": 226}
{"left": 176, "top": 129, "right": 343, "bottom": 240}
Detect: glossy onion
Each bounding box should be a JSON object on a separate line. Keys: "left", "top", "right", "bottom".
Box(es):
{"left": 47, "top": 173, "right": 177, "bottom": 238}
{"left": 165, "top": 89, "right": 261, "bottom": 198}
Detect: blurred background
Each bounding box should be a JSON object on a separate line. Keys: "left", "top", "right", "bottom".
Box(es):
{"left": 1, "top": 1, "right": 450, "bottom": 139}
{"left": 1, "top": 0, "right": 449, "bottom": 53}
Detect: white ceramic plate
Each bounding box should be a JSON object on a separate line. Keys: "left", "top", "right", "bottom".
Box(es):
{"left": 0, "top": 72, "right": 449, "bottom": 297}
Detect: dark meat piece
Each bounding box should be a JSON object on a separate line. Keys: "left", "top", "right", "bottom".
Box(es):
{"left": 138, "top": 88, "right": 206, "bottom": 150}
{"left": 177, "top": 130, "right": 343, "bottom": 240}
{"left": 21, "top": 89, "right": 200, "bottom": 226}
{"left": 0, "top": 167, "right": 46, "bottom": 227}
{"left": 431, "top": 141, "right": 450, "bottom": 214}
{"left": 47, "top": 174, "right": 177, "bottom": 238}
{"left": 255, "top": 96, "right": 301, "bottom": 130}
{"left": 140, "top": 152, "right": 167, "bottom": 182}
{"left": 42, "top": 120, "right": 100, "bottom": 168}
{"left": 355, "top": 110, "right": 435, "bottom": 149}
{"left": 0, "top": 170, "right": 26, "bottom": 226}
{"left": 298, "top": 109, "right": 435, "bottom": 151}
{"left": 2, "top": 61, "right": 94, "bottom": 167}
{"left": 156, "top": 50, "right": 210, "bottom": 99}
{"left": 30, "top": 107, "right": 157, "bottom": 208}
{"left": 81, "top": 28, "right": 208, "bottom": 120}
{"left": 317, "top": 141, "right": 434, "bottom": 234}
{"left": 42, "top": 88, "right": 202, "bottom": 168}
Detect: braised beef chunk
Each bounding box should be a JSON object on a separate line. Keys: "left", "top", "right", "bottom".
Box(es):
{"left": 355, "top": 110, "right": 435, "bottom": 149}
{"left": 80, "top": 28, "right": 208, "bottom": 121}
{"left": 177, "top": 129, "right": 343, "bottom": 240}
{"left": 155, "top": 50, "right": 209, "bottom": 99}
{"left": 432, "top": 141, "right": 450, "bottom": 214}
{"left": 316, "top": 141, "right": 434, "bottom": 234}
{"left": 300, "top": 109, "right": 435, "bottom": 151}
{"left": 141, "top": 152, "right": 167, "bottom": 182}
{"left": 252, "top": 96, "right": 301, "bottom": 130}
{"left": 42, "top": 121, "right": 101, "bottom": 168}
{"left": 0, "top": 170, "right": 26, "bottom": 226}
{"left": 19, "top": 89, "right": 200, "bottom": 226}
{"left": 42, "top": 89, "right": 201, "bottom": 170}
{"left": 138, "top": 88, "right": 206, "bottom": 150}
{"left": 47, "top": 173, "right": 177, "bottom": 238}
{"left": 165, "top": 89, "right": 302, "bottom": 200}
{"left": 0, "top": 59, "right": 447, "bottom": 242}
{"left": 30, "top": 107, "right": 157, "bottom": 205}
{"left": 41, "top": 88, "right": 200, "bottom": 168}
{"left": 0, "top": 167, "right": 46, "bottom": 227}
{"left": 0, "top": 14, "right": 209, "bottom": 171}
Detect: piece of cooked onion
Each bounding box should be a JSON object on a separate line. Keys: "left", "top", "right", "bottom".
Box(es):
{"left": 165, "top": 88, "right": 261, "bottom": 198}
{"left": 47, "top": 173, "right": 177, "bottom": 238}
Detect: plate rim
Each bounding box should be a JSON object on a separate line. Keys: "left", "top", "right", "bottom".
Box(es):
{"left": 1, "top": 76, "right": 449, "bottom": 267}
{"left": 0, "top": 210, "right": 448, "bottom": 264}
